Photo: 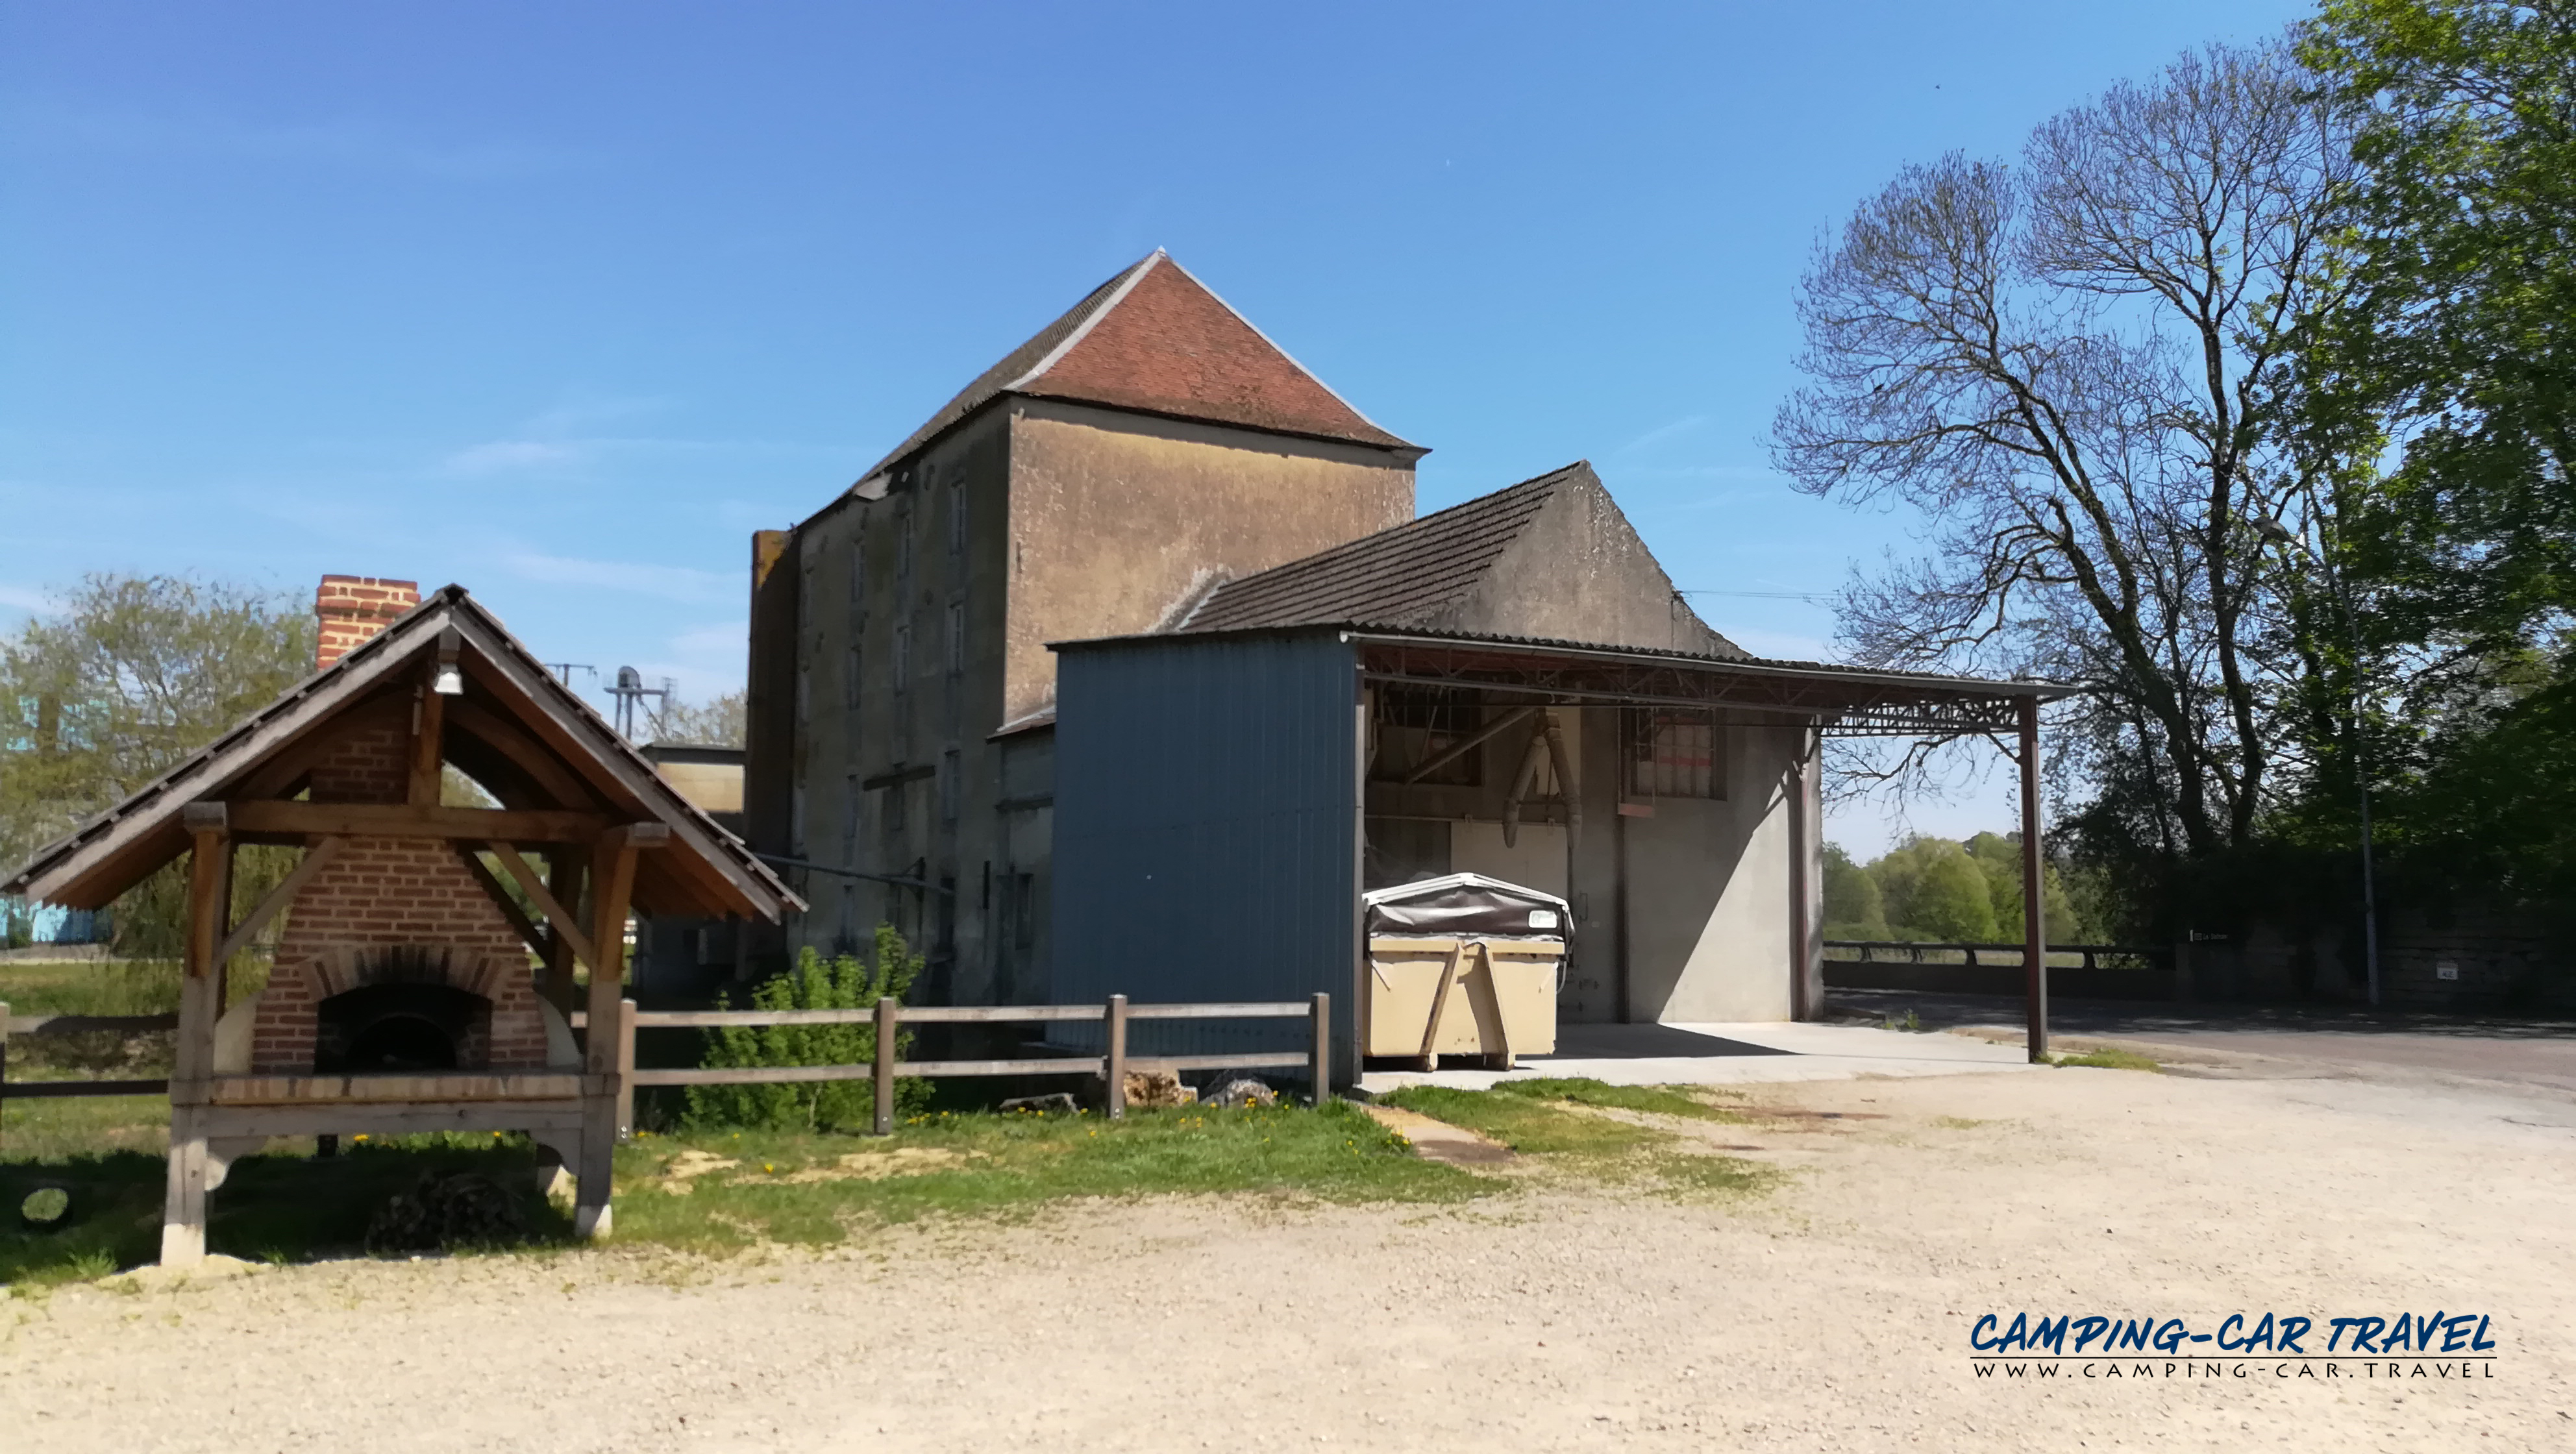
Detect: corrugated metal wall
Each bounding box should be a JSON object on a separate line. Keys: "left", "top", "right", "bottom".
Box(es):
{"left": 1051, "top": 631, "right": 1359, "bottom": 1078}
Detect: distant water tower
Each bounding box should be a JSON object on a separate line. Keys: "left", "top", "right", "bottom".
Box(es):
{"left": 606, "top": 665, "right": 673, "bottom": 741}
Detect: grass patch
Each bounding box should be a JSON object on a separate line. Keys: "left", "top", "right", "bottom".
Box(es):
{"left": 0, "top": 958, "right": 184, "bottom": 1017}
{"left": 1379, "top": 1083, "right": 1774, "bottom": 1200}
{"left": 1378, "top": 1085, "right": 1662, "bottom": 1155}
{"left": 1487, "top": 1077, "right": 1746, "bottom": 1123}
{"left": 1, "top": 1133, "right": 572, "bottom": 1285}
{"left": 2049, "top": 1046, "right": 2162, "bottom": 1072}
{"left": 611, "top": 1100, "right": 1479, "bottom": 1252}
{"left": 1, "top": 1097, "right": 1488, "bottom": 1278}
{"left": 1931, "top": 1115, "right": 1990, "bottom": 1129}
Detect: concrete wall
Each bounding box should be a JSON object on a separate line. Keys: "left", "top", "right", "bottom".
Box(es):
{"left": 745, "top": 395, "right": 1415, "bottom": 1006}
{"left": 1448, "top": 467, "right": 1733, "bottom": 656}
{"left": 1626, "top": 724, "right": 1809, "bottom": 1023}
{"left": 1003, "top": 399, "right": 1414, "bottom": 725}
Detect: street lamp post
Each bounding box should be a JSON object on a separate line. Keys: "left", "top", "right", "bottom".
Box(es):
{"left": 2255, "top": 515, "right": 2381, "bottom": 1009}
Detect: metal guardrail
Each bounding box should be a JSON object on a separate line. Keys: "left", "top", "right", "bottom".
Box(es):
{"left": 1823, "top": 941, "right": 2170, "bottom": 972}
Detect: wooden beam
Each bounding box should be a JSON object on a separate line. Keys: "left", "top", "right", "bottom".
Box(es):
{"left": 445, "top": 696, "right": 606, "bottom": 811}
{"left": 212, "top": 835, "right": 345, "bottom": 969}
{"left": 487, "top": 842, "right": 598, "bottom": 970}
{"left": 541, "top": 853, "right": 584, "bottom": 1017}
{"left": 226, "top": 800, "right": 606, "bottom": 843}
{"left": 408, "top": 669, "right": 446, "bottom": 808}
{"left": 454, "top": 843, "right": 550, "bottom": 966}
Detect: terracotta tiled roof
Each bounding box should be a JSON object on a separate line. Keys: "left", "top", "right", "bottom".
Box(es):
{"left": 856, "top": 252, "right": 1414, "bottom": 482}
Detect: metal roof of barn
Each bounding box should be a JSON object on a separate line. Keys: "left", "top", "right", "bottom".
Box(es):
{"left": 1055, "top": 622, "right": 2071, "bottom": 738}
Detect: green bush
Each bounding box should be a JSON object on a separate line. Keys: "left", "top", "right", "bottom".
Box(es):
{"left": 683, "top": 926, "right": 932, "bottom": 1132}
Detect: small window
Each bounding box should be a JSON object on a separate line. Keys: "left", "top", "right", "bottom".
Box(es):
{"left": 948, "top": 482, "right": 967, "bottom": 557}
{"left": 847, "top": 547, "right": 865, "bottom": 612}
{"left": 882, "top": 780, "right": 908, "bottom": 837}
{"left": 893, "top": 621, "right": 912, "bottom": 691}
{"left": 945, "top": 600, "right": 965, "bottom": 676}
{"left": 941, "top": 749, "right": 960, "bottom": 822}
{"left": 842, "top": 775, "right": 860, "bottom": 861}
{"left": 843, "top": 647, "right": 862, "bottom": 709}
{"left": 1626, "top": 711, "right": 1720, "bottom": 799}
{"left": 896, "top": 514, "right": 915, "bottom": 597}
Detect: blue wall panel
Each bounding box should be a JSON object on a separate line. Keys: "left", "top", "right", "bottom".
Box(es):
{"left": 1051, "top": 632, "right": 1360, "bottom": 1077}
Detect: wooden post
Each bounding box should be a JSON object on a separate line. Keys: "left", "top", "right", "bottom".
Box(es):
{"left": 408, "top": 675, "right": 445, "bottom": 808}
{"left": 613, "top": 998, "right": 638, "bottom": 1139}
{"left": 2018, "top": 698, "right": 2050, "bottom": 1063}
{"left": 165, "top": 810, "right": 232, "bottom": 1266}
{"left": 1309, "top": 992, "right": 1331, "bottom": 1106}
{"left": 1104, "top": 994, "right": 1128, "bottom": 1120}
{"left": 575, "top": 831, "right": 641, "bottom": 1240}
{"left": 872, "top": 996, "right": 897, "bottom": 1136}
{"left": 541, "top": 854, "right": 585, "bottom": 1018}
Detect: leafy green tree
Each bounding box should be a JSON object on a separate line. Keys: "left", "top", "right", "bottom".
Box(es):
{"left": 2302, "top": 1, "right": 2576, "bottom": 659}
{"left": 1821, "top": 843, "right": 1890, "bottom": 938}
{"left": 684, "top": 926, "right": 932, "bottom": 1131}
{"left": 1874, "top": 838, "right": 2000, "bottom": 942}
{"left": 1, "top": 574, "right": 317, "bottom": 957}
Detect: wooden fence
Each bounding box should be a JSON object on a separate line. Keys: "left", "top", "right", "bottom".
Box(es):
{"left": 1, "top": 994, "right": 1333, "bottom": 1138}
{"left": 0, "top": 1004, "right": 174, "bottom": 1100}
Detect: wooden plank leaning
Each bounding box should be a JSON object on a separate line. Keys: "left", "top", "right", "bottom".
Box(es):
{"left": 873, "top": 996, "right": 897, "bottom": 1137}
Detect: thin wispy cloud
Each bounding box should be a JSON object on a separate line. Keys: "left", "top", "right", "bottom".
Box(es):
{"left": 505, "top": 553, "right": 737, "bottom": 605}
{"left": 446, "top": 439, "right": 586, "bottom": 475}
{"left": 1611, "top": 413, "right": 1708, "bottom": 456}
{"left": 3, "top": 97, "right": 586, "bottom": 180}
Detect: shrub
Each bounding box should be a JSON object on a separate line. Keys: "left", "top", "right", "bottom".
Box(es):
{"left": 683, "top": 926, "right": 934, "bottom": 1131}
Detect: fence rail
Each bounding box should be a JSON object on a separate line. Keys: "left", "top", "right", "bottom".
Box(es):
{"left": 0, "top": 1002, "right": 177, "bottom": 1102}
{"left": 622, "top": 992, "right": 1330, "bottom": 1133}
{"left": 2, "top": 994, "right": 1333, "bottom": 1131}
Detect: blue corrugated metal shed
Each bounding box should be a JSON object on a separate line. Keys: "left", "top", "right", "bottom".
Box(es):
{"left": 1050, "top": 630, "right": 1361, "bottom": 1079}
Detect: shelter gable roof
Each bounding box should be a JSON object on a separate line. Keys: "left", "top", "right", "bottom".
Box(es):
{"left": 1, "top": 586, "right": 800, "bottom": 920}
{"left": 855, "top": 251, "right": 1413, "bottom": 484}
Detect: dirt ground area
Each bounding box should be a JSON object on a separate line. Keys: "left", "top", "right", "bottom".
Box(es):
{"left": 5, "top": 1048, "right": 2570, "bottom": 1452}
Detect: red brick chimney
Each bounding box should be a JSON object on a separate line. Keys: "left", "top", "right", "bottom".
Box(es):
{"left": 314, "top": 576, "right": 422, "bottom": 671}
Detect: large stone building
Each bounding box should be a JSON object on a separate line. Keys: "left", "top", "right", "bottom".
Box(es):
{"left": 743, "top": 251, "right": 1424, "bottom": 997}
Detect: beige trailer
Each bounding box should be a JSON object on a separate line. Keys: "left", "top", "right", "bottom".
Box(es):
{"left": 1362, "top": 874, "right": 1568, "bottom": 1069}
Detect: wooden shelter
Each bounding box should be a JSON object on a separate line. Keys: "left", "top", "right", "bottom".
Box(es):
{"left": 0, "top": 585, "right": 799, "bottom": 1264}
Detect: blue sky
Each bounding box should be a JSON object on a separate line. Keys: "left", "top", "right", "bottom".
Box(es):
{"left": 0, "top": 1, "right": 2311, "bottom": 854}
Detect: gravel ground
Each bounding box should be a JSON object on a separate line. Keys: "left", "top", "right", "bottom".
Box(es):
{"left": 6, "top": 1049, "right": 2570, "bottom": 1452}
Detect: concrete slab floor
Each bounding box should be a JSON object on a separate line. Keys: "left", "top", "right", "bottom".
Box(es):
{"left": 1354, "top": 1019, "right": 2046, "bottom": 1095}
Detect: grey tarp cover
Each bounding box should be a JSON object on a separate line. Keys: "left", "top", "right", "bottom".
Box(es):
{"left": 1361, "top": 872, "right": 1572, "bottom": 946}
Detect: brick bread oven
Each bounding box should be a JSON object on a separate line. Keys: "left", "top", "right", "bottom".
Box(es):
{"left": 236, "top": 722, "right": 562, "bottom": 1076}
{"left": 0, "top": 580, "right": 799, "bottom": 1265}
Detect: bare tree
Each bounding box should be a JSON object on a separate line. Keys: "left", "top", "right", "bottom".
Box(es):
{"left": 1773, "top": 40, "right": 2351, "bottom": 856}
{"left": 650, "top": 689, "right": 747, "bottom": 748}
